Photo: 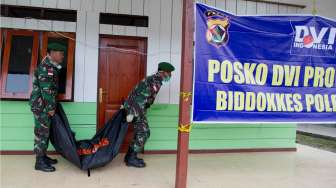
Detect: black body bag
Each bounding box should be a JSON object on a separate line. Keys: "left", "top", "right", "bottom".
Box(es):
{"left": 49, "top": 103, "right": 129, "bottom": 173}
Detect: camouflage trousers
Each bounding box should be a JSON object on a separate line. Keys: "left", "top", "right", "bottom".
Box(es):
{"left": 33, "top": 111, "right": 51, "bottom": 157}
{"left": 129, "top": 115, "right": 150, "bottom": 153}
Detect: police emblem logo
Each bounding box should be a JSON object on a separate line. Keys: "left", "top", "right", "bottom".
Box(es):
{"left": 205, "top": 10, "right": 230, "bottom": 47}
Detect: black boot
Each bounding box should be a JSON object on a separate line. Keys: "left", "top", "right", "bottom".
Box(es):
{"left": 44, "top": 155, "right": 58, "bottom": 165}
{"left": 124, "top": 149, "right": 146, "bottom": 168}
{"left": 44, "top": 139, "right": 57, "bottom": 165}
{"left": 124, "top": 148, "right": 144, "bottom": 163}
{"left": 35, "top": 156, "right": 56, "bottom": 172}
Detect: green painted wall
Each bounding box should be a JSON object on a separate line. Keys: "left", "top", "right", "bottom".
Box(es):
{"left": 0, "top": 101, "right": 296, "bottom": 151}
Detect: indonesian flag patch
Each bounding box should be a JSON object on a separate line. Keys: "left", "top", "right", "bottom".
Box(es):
{"left": 47, "top": 68, "right": 53, "bottom": 76}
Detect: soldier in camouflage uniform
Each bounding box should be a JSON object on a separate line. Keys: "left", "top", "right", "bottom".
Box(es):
{"left": 29, "top": 43, "right": 65, "bottom": 172}
{"left": 123, "top": 62, "right": 175, "bottom": 168}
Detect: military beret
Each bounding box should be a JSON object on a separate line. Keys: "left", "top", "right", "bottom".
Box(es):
{"left": 47, "top": 43, "right": 66, "bottom": 52}
{"left": 158, "top": 62, "right": 175, "bottom": 72}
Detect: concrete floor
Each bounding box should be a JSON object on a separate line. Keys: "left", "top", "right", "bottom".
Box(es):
{"left": 1, "top": 144, "right": 336, "bottom": 188}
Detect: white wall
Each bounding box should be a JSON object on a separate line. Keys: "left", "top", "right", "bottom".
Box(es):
{"left": 1, "top": 0, "right": 335, "bottom": 103}
{"left": 279, "top": 0, "right": 336, "bottom": 20}
{"left": 0, "top": 17, "right": 76, "bottom": 32}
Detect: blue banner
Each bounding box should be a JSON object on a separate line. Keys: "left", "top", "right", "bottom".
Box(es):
{"left": 192, "top": 3, "right": 336, "bottom": 123}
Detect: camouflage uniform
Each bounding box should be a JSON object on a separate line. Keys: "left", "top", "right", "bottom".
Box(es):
{"left": 123, "top": 72, "right": 163, "bottom": 153}
{"left": 29, "top": 57, "right": 60, "bottom": 157}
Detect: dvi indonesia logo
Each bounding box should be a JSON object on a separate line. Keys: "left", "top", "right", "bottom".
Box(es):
{"left": 291, "top": 25, "right": 336, "bottom": 57}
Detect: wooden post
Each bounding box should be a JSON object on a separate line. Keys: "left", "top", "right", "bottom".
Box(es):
{"left": 175, "top": 0, "right": 194, "bottom": 188}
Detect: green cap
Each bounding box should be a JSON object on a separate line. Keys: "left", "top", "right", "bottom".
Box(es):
{"left": 158, "top": 62, "right": 175, "bottom": 72}
{"left": 47, "top": 43, "right": 66, "bottom": 52}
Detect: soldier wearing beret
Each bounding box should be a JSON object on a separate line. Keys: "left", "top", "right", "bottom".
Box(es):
{"left": 123, "top": 62, "right": 175, "bottom": 168}
{"left": 29, "top": 43, "right": 65, "bottom": 172}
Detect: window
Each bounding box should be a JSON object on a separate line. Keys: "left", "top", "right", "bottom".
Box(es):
{"left": 1, "top": 4, "right": 77, "bottom": 22}
{"left": 41, "top": 32, "right": 75, "bottom": 100}
{"left": 1, "top": 30, "right": 39, "bottom": 99}
{"left": 0, "top": 29, "right": 75, "bottom": 101}
{"left": 100, "top": 13, "right": 148, "bottom": 27}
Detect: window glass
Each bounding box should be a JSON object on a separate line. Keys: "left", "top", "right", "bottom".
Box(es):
{"left": 5, "top": 35, "right": 33, "bottom": 93}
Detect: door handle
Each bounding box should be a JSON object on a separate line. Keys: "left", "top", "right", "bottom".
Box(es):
{"left": 99, "top": 88, "right": 107, "bottom": 103}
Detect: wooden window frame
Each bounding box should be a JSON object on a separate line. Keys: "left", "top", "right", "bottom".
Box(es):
{"left": 0, "top": 28, "right": 4, "bottom": 51}
{"left": 0, "top": 28, "right": 4, "bottom": 94}
{"left": 1, "top": 29, "right": 39, "bottom": 99}
{"left": 41, "top": 32, "right": 75, "bottom": 101}
{"left": 0, "top": 29, "right": 75, "bottom": 101}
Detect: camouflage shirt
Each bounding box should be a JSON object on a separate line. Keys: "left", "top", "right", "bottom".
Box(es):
{"left": 124, "top": 72, "right": 163, "bottom": 117}
{"left": 29, "top": 57, "right": 60, "bottom": 114}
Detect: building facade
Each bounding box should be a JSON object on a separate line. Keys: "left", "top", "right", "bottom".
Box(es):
{"left": 1, "top": 0, "right": 334, "bottom": 152}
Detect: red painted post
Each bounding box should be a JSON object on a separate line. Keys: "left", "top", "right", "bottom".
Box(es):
{"left": 175, "top": 0, "right": 194, "bottom": 188}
